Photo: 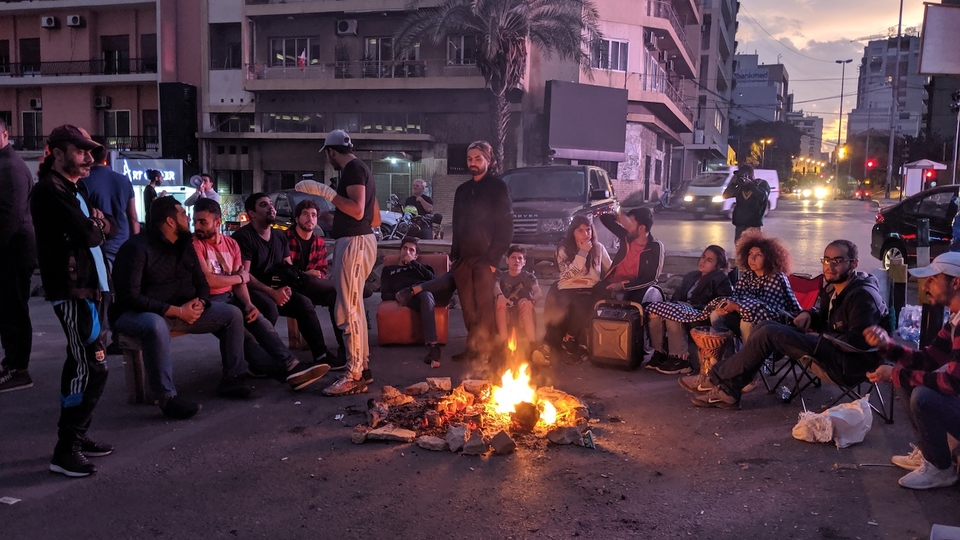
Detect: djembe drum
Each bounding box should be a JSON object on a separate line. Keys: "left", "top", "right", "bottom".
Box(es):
{"left": 690, "top": 326, "right": 733, "bottom": 375}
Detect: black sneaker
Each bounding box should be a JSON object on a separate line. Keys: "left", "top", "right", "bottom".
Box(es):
{"left": 50, "top": 449, "right": 96, "bottom": 477}
{"left": 424, "top": 343, "right": 441, "bottom": 364}
{"left": 361, "top": 369, "right": 374, "bottom": 385}
{"left": 655, "top": 356, "right": 692, "bottom": 375}
{"left": 216, "top": 376, "right": 252, "bottom": 399}
{"left": 0, "top": 367, "right": 33, "bottom": 393}
{"left": 160, "top": 395, "right": 201, "bottom": 420}
{"left": 645, "top": 350, "right": 669, "bottom": 371}
{"left": 78, "top": 437, "right": 114, "bottom": 457}
{"left": 286, "top": 363, "right": 330, "bottom": 391}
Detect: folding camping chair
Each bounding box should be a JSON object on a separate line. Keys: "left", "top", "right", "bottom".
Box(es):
{"left": 759, "top": 273, "right": 824, "bottom": 392}
{"left": 779, "top": 333, "right": 895, "bottom": 424}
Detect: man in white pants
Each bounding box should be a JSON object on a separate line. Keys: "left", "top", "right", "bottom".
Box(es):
{"left": 296, "top": 130, "right": 377, "bottom": 396}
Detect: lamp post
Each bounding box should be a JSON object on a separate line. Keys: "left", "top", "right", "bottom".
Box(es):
{"left": 885, "top": 0, "right": 905, "bottom": 198}
{"left": 835, "top": 59, "right": 853, "bottom": 183}
{"left": 760, "top": 138, "right": 773, "bottom": 167}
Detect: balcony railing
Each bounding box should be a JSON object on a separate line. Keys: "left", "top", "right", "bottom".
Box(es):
{"left": 647, "top": 0, "right": 694, "bottom": 60}
{"left": 9, "top": 135, "right": 160, "bottom": 152}
{"left": 639, "top": 73, "right": 693, "bottom": 120}
{"left": 245, "top": 59, "right": 480, "bottom": 81}
{"left": 0, "top": 58, "right": 157, "bottom": 78}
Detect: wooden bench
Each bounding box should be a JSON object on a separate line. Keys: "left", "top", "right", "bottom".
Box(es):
{"left": 119, "top": 331, "right": 185, "bottom": 405}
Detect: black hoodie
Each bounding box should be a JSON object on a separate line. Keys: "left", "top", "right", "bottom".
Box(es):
{"left": 805, "top": 271, "right": 888, "bottom": 350}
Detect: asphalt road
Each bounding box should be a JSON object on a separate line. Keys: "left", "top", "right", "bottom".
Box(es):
{"left": 655, "top": 197, "right": 883, "bottom": 276}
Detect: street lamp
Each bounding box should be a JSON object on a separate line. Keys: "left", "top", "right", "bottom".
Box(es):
{"left": 835, "top": 59, "right": 853, "bottom": 183}
{"left": 760, "top": 138, "right": 773, "bottom": 167}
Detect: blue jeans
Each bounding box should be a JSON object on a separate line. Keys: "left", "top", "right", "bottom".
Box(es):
{"left": 896, "top": 385, "right": 960, "bottom": 470}
{"left": 407, "top": 291, "right": 438, "bottom": 344}
{"left": 113, "top": 302, "right": 246, "bottom": 399}
{"left": 211, "top": 292, "right": 296, "bottom": 382}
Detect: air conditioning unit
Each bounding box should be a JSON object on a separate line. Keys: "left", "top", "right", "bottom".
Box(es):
{"left": 29, "top": 98, "right": 42, "bottom": 110}
{"left": 66, "top": 15, "right": 85, "bottom": 28}
{"left": 644, "top": 32, "right": 658, "bottom": 51}
{"left": 40, "top": 16, "right": 59, "bottom": 29}
{"left": 93, "top": 96, "right": 112, "bottom": 109}
{"left": 336, "top": 19, "right": 358, "bottom": 36}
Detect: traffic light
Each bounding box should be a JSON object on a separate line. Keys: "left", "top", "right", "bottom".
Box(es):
{"left": 866, "top": 159, "right": 877, "bottom": 169}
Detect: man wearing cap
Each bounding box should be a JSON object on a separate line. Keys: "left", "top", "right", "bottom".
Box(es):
{"left": 681, "top": 240, "right": 888, "bottom": 411}
{"left": 296, "top": 130, "right": 377, "bottom": 396}
{"left": 0, "top": 118, "right": 38, "bottom": 394}
{"left": 30, "top": 125, "right": 117, "bottom": 477}
{"left": 449, "top": 140, "right": 513, "bottom": 362}
{"left": 863, "top": 251, "right": 960, "bottom": 490}
{"left": 185, "top": 173, "right": 220, "bottom": 206}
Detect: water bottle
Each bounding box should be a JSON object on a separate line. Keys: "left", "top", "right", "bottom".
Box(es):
{"left": 779, "top": 385, "right": 793, "bottom": 402}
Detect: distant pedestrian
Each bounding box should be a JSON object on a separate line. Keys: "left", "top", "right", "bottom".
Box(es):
{"left": 404, "top": 178, "right": 434, "bottom": 216}
{"left": 31, "top": 125, "right": 117, "bottom": 477}
{"left": 143, "top": 169, "right": 165, "bottom": 225}
{"left": 81, "top": 145, "right": 139, "bottom": 265}
{"left": 0, "top": 118, "right": 38, "bottom": 393}
{"left": 185, "top": 173, "right": 220, "bottom": 206}
{"left": 723, "top": 164, "right": 770, "bottom": 243}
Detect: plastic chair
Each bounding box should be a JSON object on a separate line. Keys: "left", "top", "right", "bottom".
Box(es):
{"left": 759, "top": 274, "right": 824, "bottom": 392}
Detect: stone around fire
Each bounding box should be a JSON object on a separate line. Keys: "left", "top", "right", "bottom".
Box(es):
{"left": 416, "top": 435, "right": 449, "bottom": 452}
{"left": 462, "top": 429, "right": 489, "bottom": 455}
{"left": 445, "top": 424, "right": 468, "bottom": 452}
{"left": 490, "top": 430, "right": 517, "bottom": 455}
{"left": 404, "top": 382, "right": 430, "bottom": 396}
{"left": 426, "top": 377, "right": 452, "bottom": 392}
{"left": 547, "top": 426, "right": 585, "bottom": 445}
{"left": 367, "top": 424, "right": 417, "bottom": 443}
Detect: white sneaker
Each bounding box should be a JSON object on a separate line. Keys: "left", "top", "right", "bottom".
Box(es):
{"left": 891, "top": 443, "right": 924, "bottom": 471}
{"left": 898, "top": 459, "right": 959, "bottom": 490}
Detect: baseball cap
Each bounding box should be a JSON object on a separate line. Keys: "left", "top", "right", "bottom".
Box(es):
{"left": 908, "top": 251, "right": 960, "bottom": 278}
{"left": 47, "top": 124, "right": 102, "bottom": 151}
{"left": 319, "top": 129, "right": 352, "bottom": 152}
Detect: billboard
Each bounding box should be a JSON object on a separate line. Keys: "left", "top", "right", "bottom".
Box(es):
{"left": 919, "top": 3, "right": 960, "bottom": 75}
{"left": 735, "top": 69, "right": 769, "bottom": 87}
{"left": 545, "top": 80, "right": 627, "bottom": 162}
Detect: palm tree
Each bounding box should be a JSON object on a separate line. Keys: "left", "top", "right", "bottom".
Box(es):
{"left": 395, "top": 0, "right": 602, "bottom": 172}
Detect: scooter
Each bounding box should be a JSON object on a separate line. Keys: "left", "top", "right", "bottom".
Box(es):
{"left": 654, "top": 187, "right": 677, "bottom": 213}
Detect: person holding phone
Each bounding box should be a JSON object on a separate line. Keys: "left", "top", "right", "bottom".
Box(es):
{"left": 723, "top": 164, "right": 770, "bottom": 243}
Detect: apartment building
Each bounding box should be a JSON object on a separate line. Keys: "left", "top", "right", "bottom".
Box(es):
{"left": 0, "top": 0, "right": 202, "bottom": 178}
{"left": 847, "top": 35, "right": 928, "bottom": 139}
{"left": 675, "top": 0, "right": 736, "bottom": 184}
{"left": 730, "top": 54, "right": 790, "bottom": 124}
{"left": 786, "top": 109, "right": 826, "bottom": 162}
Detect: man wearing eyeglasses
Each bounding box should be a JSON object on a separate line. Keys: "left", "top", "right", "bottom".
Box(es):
{"left": 682, "top": 239, "right": 888, "bottom": 410}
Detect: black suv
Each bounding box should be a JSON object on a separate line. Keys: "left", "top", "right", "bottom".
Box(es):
{"left": 502, "top": 165, "right": 620, "bottom": 248}
{"left": 871, "top": 185, "right": 960, "bottom": 268}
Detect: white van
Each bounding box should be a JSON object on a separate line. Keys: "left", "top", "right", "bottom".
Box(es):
{"left": 680, "top": 167, "right": 780, "bottom": 220}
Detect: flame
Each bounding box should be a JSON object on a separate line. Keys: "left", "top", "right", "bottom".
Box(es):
{"left": 489, "top": 363, "right": 557, "bottom": 426}
{"left": 507, "top": 328, "right": 516, "bottom": 353}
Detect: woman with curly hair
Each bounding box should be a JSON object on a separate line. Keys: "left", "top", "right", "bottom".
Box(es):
{"left": 533, "top": 216, "right": 612, "bottom": 365}
{"left": 644, "top": 245, "right": 733, "bottom": 375}
{"left": 705, "top": 231, "right": 801, "bottom": 342}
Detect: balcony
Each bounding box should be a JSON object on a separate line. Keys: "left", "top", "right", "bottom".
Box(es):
{"left": 624, "top": 72, "right": 693, "bottom": 136}
{"left": 647, "top": 0, "right": 695, "bottom": 62}
{"left": 243, "top": 59, "right": 485, "bottom": 92}
{"left": 91, "top": 135, "right": 160, "bottom": 152}
{"left": 10, "top": 136, "right": 44, "bottom": 152}
{"left": 0, "top": 58, "right": 157, "bottom": 86}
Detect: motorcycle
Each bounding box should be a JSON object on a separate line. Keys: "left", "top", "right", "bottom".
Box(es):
{"left": 378, "top": 194, "right": 444, "bottom": 241}
{"left": 654, "top": 187, "right": 677, "bottom": 213}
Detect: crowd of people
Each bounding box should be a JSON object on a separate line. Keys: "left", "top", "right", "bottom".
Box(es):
{"left": 0, "top": 120, "right": 957, "bottom": 493}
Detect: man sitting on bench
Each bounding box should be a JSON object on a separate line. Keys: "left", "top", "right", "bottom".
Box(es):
{"left": 112, "top": 197, "right": 251, "bottom": 420}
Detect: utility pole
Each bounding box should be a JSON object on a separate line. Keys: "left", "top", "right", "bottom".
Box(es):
{"left": 885, "top": 0, "right": 904, "bottom": 198}
{"left": 835, "top": 59, "right": 852, "bottom": 183}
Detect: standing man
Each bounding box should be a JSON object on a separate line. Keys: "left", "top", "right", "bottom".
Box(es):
{"left": 296, "top": 129, "right": 377, "bottom": 396}
{"left": 81, "top": 145, "right": 139, "bottom": 264}
{"left": 864, "top": 252, "right": 960, "bottom": 490}
{"left": 185, "top": 173, "right": 220, "bottom": 206}
{"left": 143, "top": 169, "right": 165, "bottom": 225}
{"left": 449, "top": 140, "right": 513, "bottom": 362}
{"left": 723, "top": 164, "right": 770, "bottom": 243}
{"left": 231, "top": 193, "right": 338, "bottom": 366}
{"left": 0, "top": 118, "right": 38, "bottom": 393}
{"left": 31, "top": 125, "right": 116, "bottom": 477}
{"left": 404, "top": 178, "right": 434, "bottom": 216}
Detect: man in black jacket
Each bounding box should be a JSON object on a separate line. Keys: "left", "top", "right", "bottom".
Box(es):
{"left": 723, "top": 164, "right": 770, "bottom": 243}
{"left": 599, "top": 207, "right": 664, "bottom": 304}
{"left": 450, "top": 140, "right": 513, "bottom": 362}
{"left": 381, "top": 236, "right": 447, "bottom": 365}
{"left": 30, "top": 125, "right": 117, "bottom": 477}
{"left": 0, "top": 118, "right": 38, "bottom": 393}
{"left": 112, "top": 197, "right": 251, "bottom": 421}
{"left": 681, "top": 240, "right": 888, "bottom": 410}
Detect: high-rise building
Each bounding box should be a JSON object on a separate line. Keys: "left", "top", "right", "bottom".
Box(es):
{"left": 847, "top": 35, "right": 928, "bottom": 138}
{"left": 730, "top": 54, "right": 790, "bottom": 124}
{"left": 786, "top": 110, "right": 826, "bottom": 162}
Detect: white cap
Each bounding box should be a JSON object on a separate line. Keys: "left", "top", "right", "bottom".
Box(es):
{"left": 909, "top": 251, "right": 960, "bottom": 278}
{"left": 320, "top": 129, "right": 352, "bottom": 152}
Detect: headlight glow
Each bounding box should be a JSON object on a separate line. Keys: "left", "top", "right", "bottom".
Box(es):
{"left": 801, "top": 189, "right": 812, "bottom": 198}
{"left": 814, "top": 187, "right": 828, "bottom": 199}
{"left": 683, "top": 195, "right": 693, "bottom": 202}
{"left": 711, "top": 195, "right": 724, "bottom": 203}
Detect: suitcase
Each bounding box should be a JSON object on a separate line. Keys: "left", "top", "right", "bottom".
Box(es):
{"left": 589, "top": 300, "right": 645, "bottom": 370}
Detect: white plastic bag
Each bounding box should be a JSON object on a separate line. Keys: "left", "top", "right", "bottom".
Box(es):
{"left": 792, "top": 410, "right": 833, "bottom": 443}
{"left": 827, "top": 394, "right": 873, "bottom": 449}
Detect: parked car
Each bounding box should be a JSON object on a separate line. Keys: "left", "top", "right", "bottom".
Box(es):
{"left": 680, "top": 167, "right": 780, "bottom": 219}
{"left": 225, "top": 189, "right": 335, "bottom": 237}
{"left": 871, "top": 185, "right": 960, "bottom": 269}
{"left": 502, "top": 165, "right": 620, "bottom": 249}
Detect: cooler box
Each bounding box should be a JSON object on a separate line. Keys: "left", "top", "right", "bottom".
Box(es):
{"left": 589, "top": 300, "right": 645, "bottom": 370}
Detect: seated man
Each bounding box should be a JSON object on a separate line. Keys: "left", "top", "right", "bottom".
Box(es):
{"left": 285, "top": 199, "right": 343, "bottom": 358}
{"left": 495, "top": 245, "right": 542, "bottom": 361}
{"left": 598, "top": 207, "right": 664, "bottom": 303}
{"left": 680, "top": 239, "right": 887, "bottom": 410}
{"left": 864, "top": 252, "right": 960, "bottom": 490}
{"left": 191, "top": 198, "right": 329, "bottom": 390}
{"left": 382, "top": 236, "right": 448, "bottom": 365}
{"left": 232, "top": 193, "right": 339, "bottom": 367}
{"left": 112, "top": 197, "right": 251, "bottom": 420}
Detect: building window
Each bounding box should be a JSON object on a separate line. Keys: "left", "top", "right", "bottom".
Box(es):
{"left": 22, "top": 111, "right": 42, "bottom": 150}
{"left": 103, "top": 110, "right": 131, "bottom": 147}
{"left": 714, "top": 109, "right": 724, "bottom": 133}
{"left": 210, "top": 24, "right": 241, "bottom": 70}
{"left": 447, "top": 143, "right": 469, "bottom": 174}
{"left": 261, "top": 112, "right": 325, "bottom": 133}
{"left": 212, "top": 113, "right": 254, "bottom": 132}
{"left": 142, "top": 110, "right": 159, "bottom": 149}
{"left": 0, "top": 111, "right": 11, "bottom": 128}
{"left": 101, "top": 35, "right": 131, "bottom": 74}
{"left": 216, "top": 170, "right": 252, "bottom": 195}
{"left": 141, "top": 34, "right": 157, "bottom": 72}
{"left": 447, "top": 35, "right": 479, "bottom": 65}
{"left": 269, "top": 37, "right": 320, "bottom": 68}
{"left": 19, "top": 38, "right": 40, "bottom": 74}
{"left": 0, "top": 40, "right": 9, "bottom": 74}
{"left": 264, "top": 171, "right": 310, "bottom": 193}
{"left": 592, "top": 39, "right": 628, "bottom": 72}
